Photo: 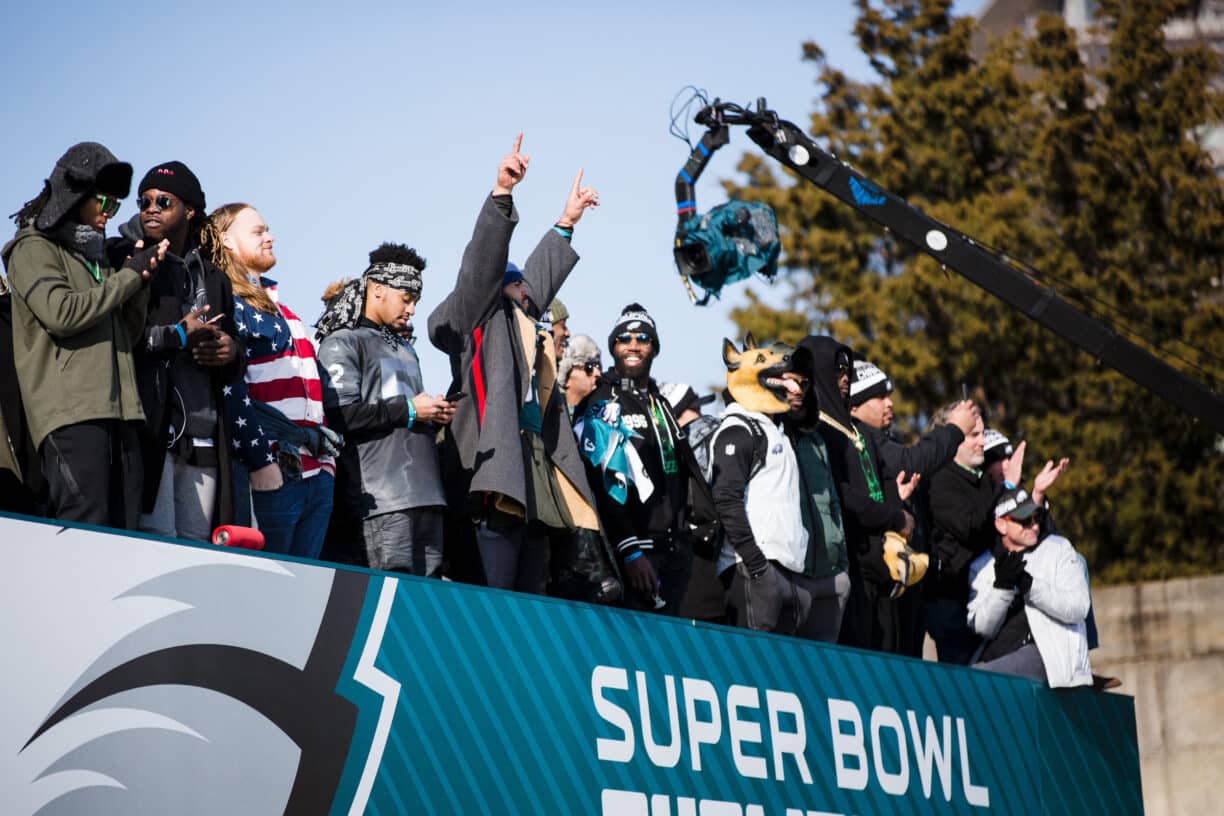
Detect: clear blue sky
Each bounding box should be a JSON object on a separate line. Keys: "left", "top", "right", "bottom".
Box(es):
{"left": 0, "top": 0, "right": 978, "bottom": 397}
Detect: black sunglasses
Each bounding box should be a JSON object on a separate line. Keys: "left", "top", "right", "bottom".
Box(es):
{"left": 1007, "top": 509, "right": 1045, "bottom": 527}
{"left": 615, "top": 332, "right": 652, "bottom": 344}
{"left": 93, "top": 193, "right": 121, "bottom": 217}
{"left": 581, "top": 361, "right": 601, "bottom": 375}
{"left": 138, "top": 194, "right": 178, "bottom": 212}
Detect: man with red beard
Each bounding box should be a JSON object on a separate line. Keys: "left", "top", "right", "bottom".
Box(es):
{"left": 202, "top": 203, "right": 339, "bottom": 558}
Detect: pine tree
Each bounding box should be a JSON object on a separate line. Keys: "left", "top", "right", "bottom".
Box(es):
{"left": 726, "top": 0, "right": 1224, "bottom": 581}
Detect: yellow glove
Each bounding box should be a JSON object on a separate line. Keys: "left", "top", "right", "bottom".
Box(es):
{"left": 883, "top": 530, "right": 929, "bottom": 599}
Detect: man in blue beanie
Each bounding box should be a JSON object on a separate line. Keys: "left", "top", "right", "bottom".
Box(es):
{"left": 428, "top": 134, "right": 600, "bottom": 594}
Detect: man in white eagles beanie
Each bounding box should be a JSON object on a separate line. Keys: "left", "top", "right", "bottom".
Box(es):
{"left": 850, "top": 357, "right": 977, "bottom": 657}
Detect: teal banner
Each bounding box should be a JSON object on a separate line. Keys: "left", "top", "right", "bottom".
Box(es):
{"left": 1, "top": 514, "right": 1140, "bottom": 815}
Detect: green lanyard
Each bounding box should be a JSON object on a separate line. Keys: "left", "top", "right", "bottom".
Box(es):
{"left": 821, "top": 411, "right": 883, "bottom": 502}
{"left": 648, "top": 395, "right": 679, "bottom": 475}
{"left": 85, "top": 261, "right": 102, "bottom": 283}
{"left": 856, "top": 442, "right": 884, "bottom": 503}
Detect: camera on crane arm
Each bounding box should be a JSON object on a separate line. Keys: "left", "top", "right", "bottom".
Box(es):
{"left": 673, "top": 97, "right": 782, "bottom": 305}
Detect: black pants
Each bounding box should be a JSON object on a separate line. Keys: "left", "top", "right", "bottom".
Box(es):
{"left": 838, "top": 569, "right": 900, "bottom": 653}
{"left": 40, "top": 420, "right": 142, "bottom": 530}
{"left": 621, "top": 536, "right": 693, "bottom": 616}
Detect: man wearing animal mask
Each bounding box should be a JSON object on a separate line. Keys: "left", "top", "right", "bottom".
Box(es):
{"left": 707, "top": 335, "right": 817, "bottom": 635}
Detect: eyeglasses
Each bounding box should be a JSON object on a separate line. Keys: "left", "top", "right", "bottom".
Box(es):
{"left": 615, "top": 332, "right": 652, "bottom": 345}
{"left": 94, "top": 194, "right": 121, "bottom": 217}
{"left": 581, "top": 361, "right": 601, "bottom": 375}
{"left": 138, "top": 194, "right": 177, "bottom": 212}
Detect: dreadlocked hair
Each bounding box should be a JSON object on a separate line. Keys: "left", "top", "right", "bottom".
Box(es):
{"left": 368, "top": 242, "right": 426, "bottom": 271}
{"left": 10, "top": 182, "right": 52, "bottom": 228}
{"left": 201, "top": 202, "right": 278, "bottom": 314}
{"left": 186, "top": 209, "right": 209, "bottom": 248}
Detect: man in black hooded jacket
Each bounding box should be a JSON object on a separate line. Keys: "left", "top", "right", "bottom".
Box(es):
{"left": 798, "top": 336, "right": 916, "bottom": 653}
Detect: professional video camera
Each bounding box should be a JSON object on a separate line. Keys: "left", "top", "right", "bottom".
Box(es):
{"left": 672, "top": 95, "right": 781, "bottom": 305}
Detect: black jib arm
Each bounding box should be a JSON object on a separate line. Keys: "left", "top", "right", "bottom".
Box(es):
{"left": 678, "top": 98, "right": 1224, "bottom": 434}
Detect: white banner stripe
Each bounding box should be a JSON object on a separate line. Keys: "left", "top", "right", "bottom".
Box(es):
{"left": 348, "top": 577, "right": 401, "bottom": 816}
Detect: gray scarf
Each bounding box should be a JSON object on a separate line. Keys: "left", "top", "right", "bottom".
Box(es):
{"left": 49, "top": 221, "right": 106, "bottom": 265}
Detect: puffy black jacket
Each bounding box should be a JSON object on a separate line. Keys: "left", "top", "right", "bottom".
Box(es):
{"left": 928, "top": 461, "right": 997, "bottom": 601}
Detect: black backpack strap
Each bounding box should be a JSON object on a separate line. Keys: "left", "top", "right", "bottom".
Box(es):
{"left": 737, "top": 415, "right": 770, "bottom": 480}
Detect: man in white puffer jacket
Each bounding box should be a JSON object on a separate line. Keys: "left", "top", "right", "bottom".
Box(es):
{"left": 966, "top": 486, "right": 1092, "bottom": 687}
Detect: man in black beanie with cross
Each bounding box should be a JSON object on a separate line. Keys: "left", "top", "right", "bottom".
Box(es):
{"left": 107, "top": 160, "right": 253, "bottom": 540}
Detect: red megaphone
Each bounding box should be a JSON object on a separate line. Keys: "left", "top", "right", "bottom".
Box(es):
{"left": 212, "top": 525, "right": 265, "bottom": 551}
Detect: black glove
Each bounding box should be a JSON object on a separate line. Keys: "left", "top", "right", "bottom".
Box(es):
{"left": 993, "top": 551, "right": 1027, "bottom": 589}
{"left": 122, "top": 244, "right": 162, "bottom": 278}
{"left": 1016, "top": 568, "right": 1033, "bottom": 594}
{"left": 740, "top": 546, "right": 770, "bottom": 580}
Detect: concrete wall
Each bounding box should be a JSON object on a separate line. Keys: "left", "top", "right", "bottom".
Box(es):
{"left": 1088, "top": 573, "right": 1224, "bottom": 816}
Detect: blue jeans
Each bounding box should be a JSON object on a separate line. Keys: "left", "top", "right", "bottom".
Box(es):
{"left": 252, "top": 471, "right": 334, "bottom": 560}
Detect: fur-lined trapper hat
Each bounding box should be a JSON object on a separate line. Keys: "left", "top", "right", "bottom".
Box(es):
{"left": 35, "top": 142, "right": 132, "bottom": 230}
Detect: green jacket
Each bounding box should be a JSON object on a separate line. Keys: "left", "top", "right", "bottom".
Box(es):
{"left": 793, "top": 428, "right": 850, "bottom": 580}
{"left": 1, "top": 226, "right": 148, "bottom": 447}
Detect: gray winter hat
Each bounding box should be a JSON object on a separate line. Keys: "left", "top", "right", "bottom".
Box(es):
{"left": 558, "top": 335, "right": 602, "bottom": 386}
{"left": 35, "top": 142, "right": 133, "bottom": 230}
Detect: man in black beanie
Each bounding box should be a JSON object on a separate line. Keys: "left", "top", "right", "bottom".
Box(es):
{"left": 106, "top": 161, "right": 253, "bottom": 540}
{"left": 574, "top": 303, "right": 708, "bottom": 613}
{"left": 849, "top": 358, "right": 976, "bottom": 657}
{"left": 3, "top": 142, "right": 167, "bottom": 529}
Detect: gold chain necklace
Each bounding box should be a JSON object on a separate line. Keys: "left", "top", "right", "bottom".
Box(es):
{"left": 819, "top": 411, "right": 865, "bottom": 452}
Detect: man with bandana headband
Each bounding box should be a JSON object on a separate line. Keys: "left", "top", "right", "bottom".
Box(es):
{"left": 317, "top": 243, "right": 456, "bottom": 575}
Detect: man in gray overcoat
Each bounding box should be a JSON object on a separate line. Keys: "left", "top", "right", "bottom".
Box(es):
{"left": 428, "top": 135, "right": 600, "bottom": 594}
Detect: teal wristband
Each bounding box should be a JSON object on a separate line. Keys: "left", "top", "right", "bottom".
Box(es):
{"left": 552, "top": 224, "right": 573, "bottom": 239}
{"left": 406, "top": 398, "right": 417, "bottom": 428}
{"left": 173, "top": 324, "right": 188, "bottom": 347}
{"left": 624, "top": 550, "right": 643, "bottom": 564}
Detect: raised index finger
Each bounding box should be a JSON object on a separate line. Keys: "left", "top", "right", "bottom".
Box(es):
{"left": 512, "top": 132, "right": 523, "bottom": 155}
{"left": 571, "top": 168, "right": 584, "bottom": 195}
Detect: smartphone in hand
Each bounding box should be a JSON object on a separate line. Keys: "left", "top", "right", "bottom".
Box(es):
{"left": 445, "top": 390, "right": 468, "bottom": 403}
